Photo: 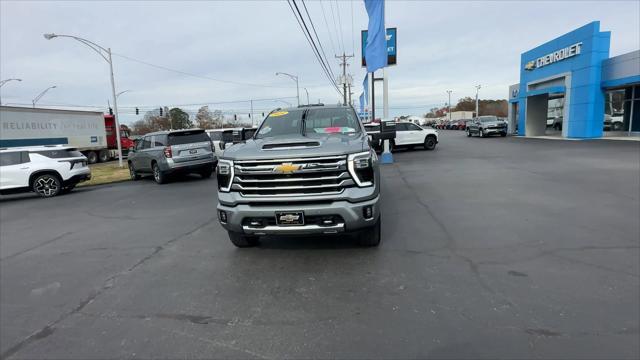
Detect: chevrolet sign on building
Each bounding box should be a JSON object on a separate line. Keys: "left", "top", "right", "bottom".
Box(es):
{"left": 508, "top": 21, "right": 640, "bottom": 139}
{"left": 525, "top": 42, "right": 583, "bottom": 71}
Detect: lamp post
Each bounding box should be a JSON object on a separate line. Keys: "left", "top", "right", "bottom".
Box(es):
{"left": 475, "top": 84, "right": 481, "bottom": 118}
{"left": 32, "top": 85, "right": 56, "bottom": 108}
{"left": 0, "top": 78, "right": 22, "bottom": 105}
{"left": 116, "top": 89, "right": 131, "bottom": 99}
{"left": 275, "top": 72, "right": 299, "bottom": 106}
{"left": 44, "top": 33, "right": 124, "bottom": 167}
{"left": 303, "top": 87, "right": 310, "bottom": 105}
{"left": 446, "top": 90, "right": 452, "bottom": 122}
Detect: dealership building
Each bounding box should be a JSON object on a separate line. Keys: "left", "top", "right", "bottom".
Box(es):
{"left": 508, "top": 21, "right": 640, "bottom": 138}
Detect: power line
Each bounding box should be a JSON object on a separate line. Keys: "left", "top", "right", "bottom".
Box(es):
{"left": 328, "top": 0, "right": 344, "bottom": 54}
{"left": 286, "top": 0, "right": 342, "bottom": 96}
{"left": 112, "top": 53, "right": 303, "bottom": 89}
{"left": 334, "top": 0, "right": 345, "bottom": 54}
{"left": 319, "top": 0, "right": 338, "bottom": 59}
{"left": 350, "top": 0, "right": 356, "bottom": 59}
{"left": 301, "top": 0, "right": 337, "bottom": 82}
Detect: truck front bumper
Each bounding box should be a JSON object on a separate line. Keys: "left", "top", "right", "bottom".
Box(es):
{"left": 217, "top": 196, "right": 380, "bottom": 236}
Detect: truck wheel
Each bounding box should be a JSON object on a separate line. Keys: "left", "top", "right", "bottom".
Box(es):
{"left": 613, "top": 122, "right": 623, "bottom": 131}
{"left": 129, "top": 163, "right": 141, "bottom": 181}
{"left": 86, "top": 151, "right": 98, "bottom": 164}
{"left": 200, "top": 169, "right": 213, "bottom": 179}
{"left": 98, "top": 150, "right": 110, "bottom": 162}
{"left": 32, "top": 174, "right": 61, "bottom": 198}
{"left": 358, "top": 216, "right": 381, "bottom": 247}
{"left": 424, "top": 135, "right": 437, "bottom": 150}
{"left": 152, "top": 163, "right": 167, "bottom": 184}
{"left": 228, "top": 232, "right": 260, "bottom": 248}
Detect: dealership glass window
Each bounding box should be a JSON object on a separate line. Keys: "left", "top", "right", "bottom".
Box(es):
{"left": 604, "top": 89, "right": 627, "bottom": 132}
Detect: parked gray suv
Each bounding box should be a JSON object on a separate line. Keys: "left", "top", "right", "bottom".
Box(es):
{"left": 128, "top": 129, "right": 217, "bottom": 184}
{"left": 216, "top": 105, "right": 381, "bottom": 247}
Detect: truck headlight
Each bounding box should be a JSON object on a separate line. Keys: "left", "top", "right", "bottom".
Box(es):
{"left": 217, "top": 159, "right": 234, "bottom": 192}
{"left": 348, "top": 151, "right": 374, "bottom": 187}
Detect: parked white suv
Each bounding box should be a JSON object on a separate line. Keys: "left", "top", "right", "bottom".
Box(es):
{"left": 392, "top": 121, "right": 439, "bottom": 151}
{"left": 0, "top": 145, "right": 91, "bottom": 197}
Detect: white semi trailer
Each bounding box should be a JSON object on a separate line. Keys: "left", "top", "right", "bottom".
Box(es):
{"left": 0, "top": 106, "right": 133, "bottom": 163}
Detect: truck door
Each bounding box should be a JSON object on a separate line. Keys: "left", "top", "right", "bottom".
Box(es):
{"left": 0, "top": 151, "right": 31, "bottom": 189}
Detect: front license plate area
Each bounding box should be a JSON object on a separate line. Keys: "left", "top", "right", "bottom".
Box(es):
{"left": 276, "top": 211, "right": 305, "bottom": 226}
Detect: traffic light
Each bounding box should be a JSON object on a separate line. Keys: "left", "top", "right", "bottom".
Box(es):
{"left": 248, "top": 113, "right": 251, "bottom": 118}
{"left": 135, "top": 107, "right": 139, "bottom": 115}
{"left": 234, "top": 114, "right": 237, "bottom": 121}
{"left": 109, "top": 107, "right": 113, "bottom": 115}
{"left": 159, "top": 107, "right": 163, "bottom": 116}
{"left": 262, "top": 112, "right": 265, "bottom": 117}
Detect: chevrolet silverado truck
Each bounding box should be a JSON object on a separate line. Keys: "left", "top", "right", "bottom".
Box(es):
{"left": 216, "top": 104, "right": 381, "bottom": 247}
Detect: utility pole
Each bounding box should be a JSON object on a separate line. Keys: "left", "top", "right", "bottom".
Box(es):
{"left": 475, "top": 85, "right": 481, "bottom": 118}
{"left": 447, "top": 90, "right": 452, "bottom": 122}
{"left": 336, "top": 53, "right": 354, "bottom": 106}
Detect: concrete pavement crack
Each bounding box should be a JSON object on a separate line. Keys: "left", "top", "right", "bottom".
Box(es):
{"left": 0, "top": 217, "right": 215, "bottom": 360}
{"left": 0, "top": 232, "right": 73, "bottom": 261}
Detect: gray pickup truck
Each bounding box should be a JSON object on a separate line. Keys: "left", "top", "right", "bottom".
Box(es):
{"left": 216, "top": 104, "right": 381, "bottom": 247}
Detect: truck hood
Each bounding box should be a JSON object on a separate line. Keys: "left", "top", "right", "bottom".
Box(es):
{"left": 221, "top": 134, "right": 368, "bottom": 160}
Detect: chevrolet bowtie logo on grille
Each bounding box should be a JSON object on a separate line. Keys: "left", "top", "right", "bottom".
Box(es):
{"left": 279, "top": 214, "right": 300, "bottom": 222}
{"left": 273, "top": 163, "right": 301, "bottom": 174}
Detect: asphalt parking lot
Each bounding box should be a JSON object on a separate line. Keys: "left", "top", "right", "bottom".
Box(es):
{"left": 1, "top": 131, "right": 639, "bottom": 359}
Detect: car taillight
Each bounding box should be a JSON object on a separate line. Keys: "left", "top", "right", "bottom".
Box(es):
{"left": 164, "top": 146, "right": 172, "bottom": 158}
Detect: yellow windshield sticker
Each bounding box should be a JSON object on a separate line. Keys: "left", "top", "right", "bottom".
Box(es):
{"left": 270, "top": 111, "right": 289, "bottom": 117}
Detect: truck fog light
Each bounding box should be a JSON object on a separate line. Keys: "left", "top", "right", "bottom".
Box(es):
{"left": 363, "top": 206, "right": 373, "bottom": 219}
{"left": 219, "top": 210, "right": 227, "bottom": 223}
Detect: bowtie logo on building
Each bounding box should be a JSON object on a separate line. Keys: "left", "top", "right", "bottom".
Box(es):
{"left": 524, "top": 61, "right": 536, "bottom": 71}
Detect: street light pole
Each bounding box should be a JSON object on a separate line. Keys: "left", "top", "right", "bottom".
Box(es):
{"left": 32, "top": 85, "right": 56, "bottom": 108}
{"left": 0, "top": 78, "right": 22, "bottom": 105}
{"left": 446, "top": 90, "right": 452, "bottom": 122}
{"left": 303, "top": 88, "right": 310, "bottom": 105}
{"left": 276, "top": 72, "right": 299, "bottom": 106}
{"left": 116, "top": 89, "right": 131, "bottom": 99}
{"left": 475, "top": 84, "right": 481, "bottom": 118}
{"left": 44, "top": 33, "right": 124, "bottom": 168}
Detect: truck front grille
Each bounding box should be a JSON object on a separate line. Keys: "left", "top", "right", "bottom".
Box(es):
{"left": 232, "top": 155, "right": 354, "bottom": 197}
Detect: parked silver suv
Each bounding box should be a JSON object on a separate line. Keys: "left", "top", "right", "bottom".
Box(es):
{"left": 128, "top": 129, "right": 216, "bottom": 184}
{"left": 216, "top": 105, "right": 381, "bottom": 247}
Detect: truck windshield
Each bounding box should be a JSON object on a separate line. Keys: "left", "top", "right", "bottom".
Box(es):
{"left": 304, "top": 108, "right": 361, "bottom": 136}
{"left": 480, "top": 116, "right": 498, "bottom": 122}
{"left": 255, "top": 110, "right": 304, "bottom": 138}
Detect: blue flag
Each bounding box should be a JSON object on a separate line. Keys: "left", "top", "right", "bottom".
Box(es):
{"left": 364, "top": 0, "right": 386, "bottom": 72}
{"left": 359, "top": 92, "right": 365, "bottom": 113}
{"left": 362, "top": 74, "right": 369, "bottom": 106}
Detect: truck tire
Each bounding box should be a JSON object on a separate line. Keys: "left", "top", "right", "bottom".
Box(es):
{"left": 152, "top": 163, "right": 167, "bottom": 184}
{"left": 98, "top": 150, "right": 110, "bottom": 162}
{"left": 228, "top": 232, "right": 260, "bottom": 248}
{"left": 32, "top": 173, "right": 62, "bottom": 198}
{"left": 200, "top": 169, "right": 213, "bottom": 179}
{"left": 357, "top": 216, "right": 381, "bottom": 247}
{"left": 86, "top": 151, "right": 98, "bottom": 164}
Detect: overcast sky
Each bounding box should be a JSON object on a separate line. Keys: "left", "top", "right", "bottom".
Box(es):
{"left": 1, "top": 0, "right": 639, "bottom": 124}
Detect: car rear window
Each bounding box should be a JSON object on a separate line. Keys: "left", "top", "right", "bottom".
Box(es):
{"left": 34, "top": 149, "right": 84, "bottom": 158}
{"left": 168, "top": 131, "right": 210, "bottom": 145}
